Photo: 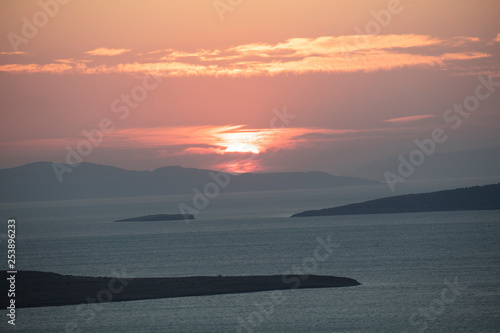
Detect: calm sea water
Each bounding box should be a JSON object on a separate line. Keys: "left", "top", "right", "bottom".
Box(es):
{"left": 0, "top": 185, "right": 499, "bottom": 332}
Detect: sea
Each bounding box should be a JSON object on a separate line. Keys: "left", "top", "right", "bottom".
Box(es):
{"left": 0, "top": 181, "right": 499, "bottom": 332}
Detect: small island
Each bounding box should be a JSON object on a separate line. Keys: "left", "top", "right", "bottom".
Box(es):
{"left": 114, "top": 214, "right": 194, "bottom": 222}
{"left": 292, "top": 183, "right": 500, "bottom": 217}
{"left": 0, "top": 271, "right": 360, "bottom": 308}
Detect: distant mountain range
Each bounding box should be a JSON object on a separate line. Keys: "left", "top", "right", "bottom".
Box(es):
{"left": 0, "top": 162, "right": 377, "bottom": 203}
{"left": 291, "top": 183, "right": 500, "bottom": 217}
{"left": 345, "top": 147, "right": 500, "bottom": 181}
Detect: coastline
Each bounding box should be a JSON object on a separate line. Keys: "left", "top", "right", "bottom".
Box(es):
{"left": 0, "top": 271, "right": 360, "bottom": 309}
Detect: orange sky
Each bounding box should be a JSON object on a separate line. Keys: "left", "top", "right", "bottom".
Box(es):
{"left": 1, "top": 0, "right": 499, "bottom": 174}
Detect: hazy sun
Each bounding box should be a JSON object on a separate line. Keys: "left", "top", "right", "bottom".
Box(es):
{"left": 225, "top": 143, "right": 260, "bottom": 154}
{"left": 218, "top": 130, "right": 263, "bottom": 154}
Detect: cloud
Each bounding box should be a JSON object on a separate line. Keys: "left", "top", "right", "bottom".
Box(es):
{"left": 103, "top": 125, "right": 328, "bottom": 153}
{"left": 2, "top": 125, "right": 349, "bottom": 155}
{"left": 224, "top": 34, "right": 441, "bottom": 58}
{"left": 384, "top": 115, "right": 436, "bottom": 123}
{"left": 0, "top": 123, "right": 456, "bottom": 158}
{"left": 55, "top": 58, "right": 93, "bottom": 64}
{"left": 91, "top": 125, "right": 421, "bottom": 156}
{"left": 0, "top": 63, "right": 73, "bottom": 74}
{"left": 181, "top": 147, "right": 227, "bottom": 155}
{"left": 1, "top": 124, "right": 443, "bottom": 173}
{"left": 0, "top": 51, "right": 26, "bottom": 55}
{"left": 0, "top": 35, "right": 492, "bottom": 76}
{"left": 85, "top": 47, "right": 132, "bottom": 56}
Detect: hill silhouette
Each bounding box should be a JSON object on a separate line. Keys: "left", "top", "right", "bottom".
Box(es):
{"left": 292, "top": 183, "right": 500, "bottom": 217}
{"left": 0, "top": 162, "right": 376, "bottom": 203}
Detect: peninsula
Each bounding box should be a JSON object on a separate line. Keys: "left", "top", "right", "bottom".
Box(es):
{"left": 292, "top": 183, "right": 500, "bottom": 217}
{"left": 0, "top": 271, "right": 360, "bottom": 308}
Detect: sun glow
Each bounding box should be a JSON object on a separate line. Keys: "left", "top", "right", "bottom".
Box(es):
{"left": 225, "top": 143, "right": 260, "bottom": 154}
{"left": 219, "top": 159, "right": 261, "bottom": 174}
{"left": 73, "top": 125, "right": 341, "bottom": 173}
{"left": 217, "top": 130, "right": 265, "bottom": 154}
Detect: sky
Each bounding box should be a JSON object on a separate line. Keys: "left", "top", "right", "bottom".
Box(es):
{"left": 1, "top": 0, "right": 499, "bottom": 176}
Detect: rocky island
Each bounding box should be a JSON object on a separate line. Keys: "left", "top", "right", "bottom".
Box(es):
{"left": 292, "top": 183, "right": 500, "bottom": 217}
{"left": 0, "top": 271, "right": 360, "bottom": 308}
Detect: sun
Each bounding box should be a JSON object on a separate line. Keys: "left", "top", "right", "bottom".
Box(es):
{"left": 225, "top": 143, "right": 260, "bottom": 154}
{"left": 218, "top": 130, "right": 263, "bottom": 154}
